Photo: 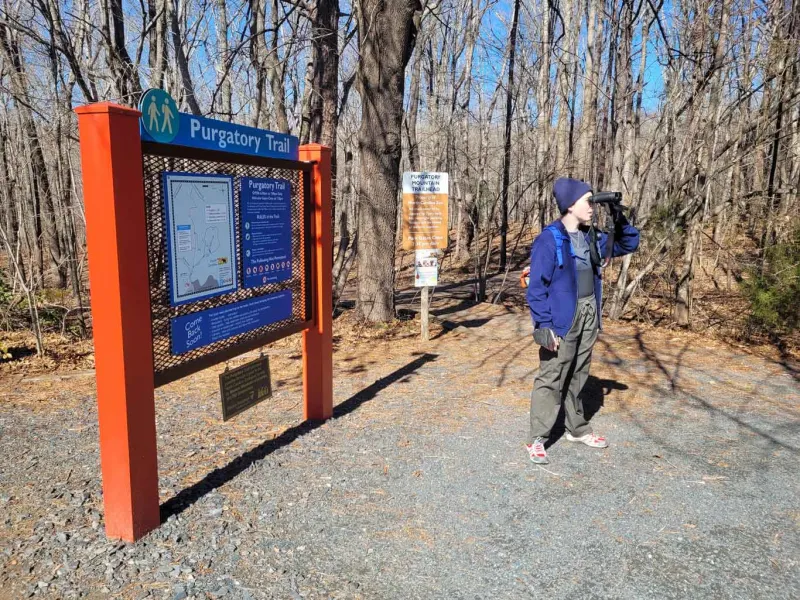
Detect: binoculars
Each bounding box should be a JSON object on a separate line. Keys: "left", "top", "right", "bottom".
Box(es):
{"left": 589, "top": 191, "right": 623, "bottom": 205}
{"left": 589, "top": 190, "right": 627, "bottom": 267}
{"left": 590, "top": 191, "right": 626, "bottom": 225}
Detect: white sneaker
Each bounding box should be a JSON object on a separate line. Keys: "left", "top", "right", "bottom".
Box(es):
{"left": 565, "top": 432, "right": 609, "bottom": 448}
{"left": 526, "top": 438, "right": 549, "bottom": 464}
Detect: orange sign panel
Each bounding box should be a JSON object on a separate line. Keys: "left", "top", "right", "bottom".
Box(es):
{"left": 402, "top": 172, "right": 449, "bottom": 250}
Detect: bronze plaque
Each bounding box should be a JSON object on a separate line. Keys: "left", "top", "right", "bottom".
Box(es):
{"left": 219, "top": 356, "right": 272, "bottom": 421}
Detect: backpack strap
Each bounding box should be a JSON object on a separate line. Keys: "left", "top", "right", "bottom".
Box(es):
{"left": 545, "top": 225, "right": 575, "bottom": 268}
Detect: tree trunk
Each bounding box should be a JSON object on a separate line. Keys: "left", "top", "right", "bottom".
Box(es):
{"left": 675, "top": 217, "right": 700, "bottom": 327}
{"left": 0, "top": 23, "right": 65, "bottom": 287}
{"left": 499, "top": 0, "right": 520, "bottom": 270}
{"left": 307, "top": 0, "right": 340, "bottom": 224}
{"left": 146, "top": 0, "right": 168, "bottom": 89}
{"left": 333, "top": 145, "right": 355, "bottom": 295}
{"left": 355, "top": 0, "right": 421, "bottom": 322}
{"left": 100, "top": 0, "right": 142, "bottom": 102}
{"left": 536, "top": 0, "right": 552, "bottom": 230}
{"left": 215, "top": 0, "right": 232, "bottom": 120}
{"left": 554, "top": 0, "right": 577, "bottom": 174}
{"left": 580, "top": 0, "right": 602, "bottom": 180}
{"left": 609, "top": 0, "right": 633, "bottom": 193}
{"left": 405, "top": 29, "right": 424, "bottom": 171}
{"left": 454, "top": 0, "right": 484, "bottom": 263}
{"left": 250, "top": 0, "right": 268, "bottom": 127}
{"left": 309, "top": 0, "right": 339, "bottom": 148}
{"left": 39, "top": 0, "right": 97, "bottom": 101}
{"left": 609, "top": 8, "right": 650, "bottom": 320}
{"left": 266, "top": 0, "right": 290, "bottom": 132}
{"left": 168, "top": 0, "right": 201, "bottom": 114}
{"left": 595, "top": 7, "right": 616, "bottom": 191}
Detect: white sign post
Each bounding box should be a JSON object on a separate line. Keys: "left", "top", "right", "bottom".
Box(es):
{"left": 415, "top": 250, "right": 439, "bottom": 341}
{"left": 402, "top": 172, "right": 448, "bottom": 342}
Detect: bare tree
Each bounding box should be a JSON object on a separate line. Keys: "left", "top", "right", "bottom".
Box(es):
{"left": 1, "top": 0, "right": 798, "bottom": 348}
{"left": 355, "top": 0, "right": 422, "bottom": 322}
{"left": 499, "top": 0, "right": 521, "bottom": 270}
{"left": 0, "top": 20, "right": 65, "bottom": 287}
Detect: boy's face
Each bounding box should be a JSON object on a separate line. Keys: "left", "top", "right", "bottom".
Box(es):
{"left": 569, "top": 192, "right": 594, "bottom": 225}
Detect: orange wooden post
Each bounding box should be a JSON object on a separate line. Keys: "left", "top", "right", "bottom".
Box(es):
{"left": 299, "top": 144, "right": 333, "bottom": 420}
{"left": 75, "top": 103, "right": 160, "bottom": 541}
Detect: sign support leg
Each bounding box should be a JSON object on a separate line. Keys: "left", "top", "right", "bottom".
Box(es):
{"left": 75, "top": 103, "right": 160, "bottom": 541}
{"left": 421, "top": 286, "right": 430, "bottom": 341}
{"left": 299, "top": 144, "right": 333, "bottom": 420}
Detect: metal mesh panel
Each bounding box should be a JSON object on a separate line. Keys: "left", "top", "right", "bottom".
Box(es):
{"left": 141, "top": 143, "right": 312, "bottom": 387}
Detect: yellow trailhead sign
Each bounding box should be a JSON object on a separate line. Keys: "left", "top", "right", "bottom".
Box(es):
{"left": 402, "top": 172, "right": 449, "bottom": 250}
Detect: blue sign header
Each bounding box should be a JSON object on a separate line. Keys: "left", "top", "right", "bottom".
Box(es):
{"left": 139, "top": 89, "right": 299, "bottom": 161}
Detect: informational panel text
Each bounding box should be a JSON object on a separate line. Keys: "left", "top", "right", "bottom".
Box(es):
{"left": 402, "top": 172, "right": 449, "bottom": 250}
{"left": 240, "top": 177, "right": 293, "bottom": 288}
{"left": 170, "top": 290, "right": 293, "bottom": 355}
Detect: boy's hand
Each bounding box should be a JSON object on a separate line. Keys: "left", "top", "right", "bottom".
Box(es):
{"left": 533, "top": 327, "right": 559, "bottom": 351}
{"left": 520, "top": 266, "right": 530, "bottom": 288}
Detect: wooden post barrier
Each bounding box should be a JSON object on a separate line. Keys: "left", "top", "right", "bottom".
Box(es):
{"left": 75, "top": 103, "right": 160, "bottom": 541}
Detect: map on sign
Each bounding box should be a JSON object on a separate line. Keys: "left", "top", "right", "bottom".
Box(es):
{"left": 164, "top": 172, "right": 237, "bottom": 305}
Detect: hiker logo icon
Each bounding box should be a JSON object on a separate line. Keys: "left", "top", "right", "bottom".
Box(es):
{"left": 139, "top": 89, "right": 179, "bottom": 144}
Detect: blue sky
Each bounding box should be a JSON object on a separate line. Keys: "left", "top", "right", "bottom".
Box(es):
{"left": 483, "top": 0, "right": 667, "bottom": 114}
{"left": 104, "top": 0, "right": 669, "bottom": 121}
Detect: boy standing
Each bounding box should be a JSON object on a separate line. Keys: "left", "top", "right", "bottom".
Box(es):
{"left": 524, "top": 178, "right": 639, "bottom": 464}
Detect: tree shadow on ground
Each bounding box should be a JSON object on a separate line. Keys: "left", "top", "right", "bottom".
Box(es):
{"left": 443, "top": 318, "right": 493, "bottom": 330}
{"left": 160, "top": 353, "right": 439, "bottom": 522}
{"left": 547, "top": 375, "right": 629, "bottom": 447}
{"left": 611, "top": 329, "right": 799, "bottom": 456}
{"left": 779, "top": 346, "right": 800, "bottom": 383}
{"left": 3, "top": 346, "right": 38, "bottom": 362}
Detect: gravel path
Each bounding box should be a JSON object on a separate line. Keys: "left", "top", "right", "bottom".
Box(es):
{"left": 1, "top": 308, "right": 798, "bottom": 600}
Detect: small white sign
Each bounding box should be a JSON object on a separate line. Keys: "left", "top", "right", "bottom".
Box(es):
{"left": 415, "top": 249, "right": 439, "bottom": 288}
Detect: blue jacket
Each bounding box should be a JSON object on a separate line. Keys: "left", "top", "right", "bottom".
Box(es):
{"left": 526, "top": 218, "right": 640, "bottom": 337}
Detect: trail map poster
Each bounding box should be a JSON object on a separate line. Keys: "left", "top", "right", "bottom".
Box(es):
{"left": 164, "top": 172, "right": 237, "bottom": 305}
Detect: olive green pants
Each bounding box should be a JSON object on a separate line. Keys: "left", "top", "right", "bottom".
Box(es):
{"left": 528, "top": 295, "right": 599, "bottom": 445}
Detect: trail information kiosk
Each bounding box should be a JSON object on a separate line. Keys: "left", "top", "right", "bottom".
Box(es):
{"left": 75, "top": 90, "right": 332, "bottom": 541}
